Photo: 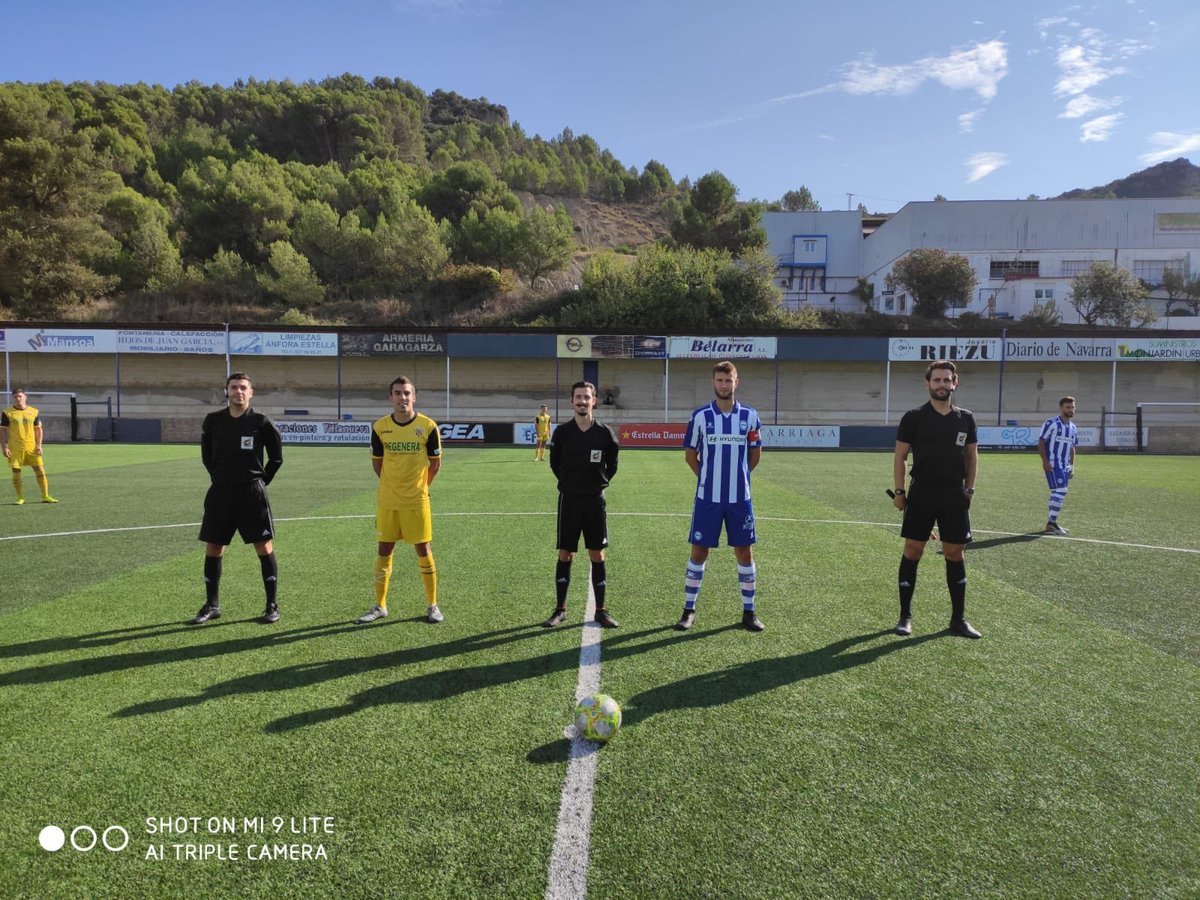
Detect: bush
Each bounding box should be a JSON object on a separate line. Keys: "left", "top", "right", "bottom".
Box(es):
{"left": 426, "top": 264, "right": 503, "bottom": 309}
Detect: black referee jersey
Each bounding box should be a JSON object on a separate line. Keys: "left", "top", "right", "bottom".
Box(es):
{"left": 201, "top": 407, "right": 284, "bottom": 486}
{"left": 549, "top": 418, "right": 619, "bottom": 496}
{"left": 895, "top": 401, "right": 977, "bottom": 488}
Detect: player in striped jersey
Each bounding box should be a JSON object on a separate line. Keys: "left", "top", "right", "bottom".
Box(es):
{"left": 1038, "top": 397, "right": 1078, "bottom": 535}
{"left": 676, "top": 361, "right": 765, "bottom": 632}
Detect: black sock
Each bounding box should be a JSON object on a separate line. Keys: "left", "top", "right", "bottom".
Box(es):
{"left": 259, "top": 552, "right": 278, "bottom": 606}
{"left": 946, "top": 559, "right": 966, "bottom": 621}
{"left": 555, "top": 560, "right": 571, "bottom": 607}
{"left": 591, "top": 561, "right": 607, "bottom": 609}
{"left": 204, "top": 555, "right": 222, "bottom": 606}
{"left": 898, "top": 556, "right": 918, "bottom": 619}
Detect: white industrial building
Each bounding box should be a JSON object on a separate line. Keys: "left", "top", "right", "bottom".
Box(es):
{"left": 764, "top": 198, "right": 1200, "bottom": 327}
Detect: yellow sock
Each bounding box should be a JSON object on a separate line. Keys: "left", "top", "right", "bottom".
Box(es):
{"left": 419, "top": 554, "right": 437, "bottom": 607}
{"left": 373, "top": 554, "right": 393, "bottom": 609}
{"left": 12, "top": 473, "right": 23, "bottom": 501}
{"left": 36, "top": 472, "right": 50, "bottom": 499}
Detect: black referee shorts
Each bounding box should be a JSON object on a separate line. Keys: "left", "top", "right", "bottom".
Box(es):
{"left": 900, "top": 483, "right": 972, "bottom": 545}
{"left": 199, "top": 481, "right": 276, "bottom": 546}
{"left": 556, "top": 492, "right": 608, "bottom": 552}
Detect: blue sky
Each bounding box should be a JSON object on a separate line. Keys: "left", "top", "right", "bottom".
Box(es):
{"left": 5, "top": 0, "right": 1198, "bottom": 212}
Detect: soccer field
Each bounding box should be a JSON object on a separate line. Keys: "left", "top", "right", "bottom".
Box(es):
{"left": 1, "top": 445, "right": 1197, "bottom": 898}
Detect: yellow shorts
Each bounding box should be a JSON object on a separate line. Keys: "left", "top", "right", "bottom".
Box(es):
{"left": 376, "top": 504, "right": 432, "bottom": 545}
{"left": 8, "top": 450, "right": 43, "bottom": 470}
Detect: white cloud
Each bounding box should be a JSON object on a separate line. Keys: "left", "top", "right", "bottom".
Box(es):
{"left": 1140, "top": 131, "right": 1200, "bottom": 164}
{"left": 965, "top": 152, "right": 1009, "bottom": 183}
{"left": 1059, "top": 94, "right": 1119, "bottom": 119}
{"left": 1080, "top": 114, "right": 1123, "bottom": 142}
{"left": 841, "top": 40, "right": 1008, "bottom": 100}
{"left": 958, "top": 108, "right": 984, "bottom": 133}
{"left": 1054, "top": 40, "right": 1125, "bottom": 96}
{"left": 818, "top": 134, "right": 835, "bottom": 142}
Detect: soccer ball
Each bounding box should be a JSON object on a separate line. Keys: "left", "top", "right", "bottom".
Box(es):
{"left": 574, "top": 693, "right": 622, "bottom": 742}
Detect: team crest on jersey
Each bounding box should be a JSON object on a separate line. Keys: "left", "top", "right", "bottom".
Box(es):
{"left": 241, "top": 436, "right": 254, "bottom": 450}
{"left": 739, "top": 420, "right": 748, "bottom": 433}
{"left": 414, "top": 427, "right": 424, "bottom": 438}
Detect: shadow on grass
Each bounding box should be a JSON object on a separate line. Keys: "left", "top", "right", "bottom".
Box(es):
{"left": 113, "top": 623, "right": 558, "bottom": 718}
{"left": 522, "top": 629, "right": 942, "bottom": 763}
{"left": 0, "top": 621, "right": 205, "bottom": 659}
{"left": 262, "top": 623, "right": 737, "bottom": 733}
{"left": 968, "top": 532, "right": 1045, "bottom": 551}
{"left": 0, "top": 619, "right": 383, "bottom": 686}
{"left": 620, "top": 629, "right": 942, "bottom": 728}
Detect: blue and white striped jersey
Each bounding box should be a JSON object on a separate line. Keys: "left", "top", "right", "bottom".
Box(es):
{"left": 1039, "top": 416, "right": 1078, "bottom": 467}
{"left": 683, "top": 401, "right": 762, "bottom": 503}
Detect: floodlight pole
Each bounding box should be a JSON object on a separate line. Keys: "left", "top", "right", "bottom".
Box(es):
{"left": 996, "top": 328, "right": 1007, "bottom": 426}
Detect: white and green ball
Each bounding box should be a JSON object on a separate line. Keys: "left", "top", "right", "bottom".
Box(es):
{"left": 574, "top": 693, "right": 622, "bottom": 742}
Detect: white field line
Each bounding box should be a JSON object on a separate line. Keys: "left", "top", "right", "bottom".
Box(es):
{"left": 3, "top": 512, "right": 1198, "bottom": 555}
{"left": 544, "top": 568, "right": 602, "bottom": 900}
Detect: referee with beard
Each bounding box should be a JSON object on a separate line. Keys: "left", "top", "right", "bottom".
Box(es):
{"left": 541, "top": 380, "right": 620, "bottom": 629}
{"left": 191, "top": 372, "right": 284, "bottom": 625}
{"left": 891, "top": 360, "right": 981, "bottom": 639}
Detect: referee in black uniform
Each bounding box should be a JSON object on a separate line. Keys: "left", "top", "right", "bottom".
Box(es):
{"left": 542, "top": 380, "right": 620, "bottom": 629}
{"left": 891, "top": 360, "right": 981, "bottom": 639}
{"left": 191, "top": 372, "right": 284, "bottom": 625}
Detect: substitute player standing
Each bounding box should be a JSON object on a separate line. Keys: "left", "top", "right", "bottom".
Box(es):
{"left": 541, "top": 381, "right": 619, "bottom": 628}
{"left": 192, "top": 373, "right": 284, "bottom": 625}
{"left": 534, "top": 404, "right": 551, "bottom": 461}
{"left": 676, "top": 360, "right": 764, "bottom": 632}
{"left": 892, "top": 360, "right": 980, "bottom": 639}
{"left": 1039, "top": 396, "right": 1078, "bottom": 535}
{"left": 1, "top": 388, "right": 57, "bottom": 504}
{"left": 355, "top": 376, "right": 443, "bottom": 625}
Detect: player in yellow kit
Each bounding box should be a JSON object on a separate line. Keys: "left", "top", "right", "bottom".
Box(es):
{"left": 1, "top": 389, "right": 57, "bottom": 505}
{"left": 355, "top": 376, "right": 443, "bottom": 624}
{"left": 534, "top": 404, "right": 551, "bottom": 461}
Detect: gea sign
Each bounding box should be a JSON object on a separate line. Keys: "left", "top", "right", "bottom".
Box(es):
{"left": 438, "top": 423, "right": 486, "bottom": 442}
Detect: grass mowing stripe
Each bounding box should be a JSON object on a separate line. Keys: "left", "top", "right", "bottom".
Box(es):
{"left": 546, "top": 567, "right": 601, "bottom": 900}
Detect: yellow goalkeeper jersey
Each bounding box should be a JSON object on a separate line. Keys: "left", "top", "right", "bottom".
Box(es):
{"left": 536, "top": 413, "right": 551, "bottom": 439}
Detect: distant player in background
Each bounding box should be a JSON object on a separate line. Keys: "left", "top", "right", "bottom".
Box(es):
{"left": 891, "top": 360, "right": 980, "bottom": 639}
{"left": 1039, "top": 396, "right": 1078, "bottom": 535}
{"left": 542, "top": 381, "right": 620, "bottom": 629}
{"left": 534, "top": 404, "right": 552, "bottom": 461}
{"left": 192, "top": 373, "right": 283, "bottom": 625}
{"left": 1, "top": 389, "right": 57, "bottom": 504}
{"left": 677, "top": 361, "right": 765, "bottom": 633}
{"left": 356, "top": 376, "right": 443, "bottom": 625}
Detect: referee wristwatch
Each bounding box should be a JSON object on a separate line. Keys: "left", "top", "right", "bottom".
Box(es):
{"left": 963, "top": 487, "right": 975, "bottom": 495}
{"left": 893, "top": 488, "right": 905, "bottom": 496}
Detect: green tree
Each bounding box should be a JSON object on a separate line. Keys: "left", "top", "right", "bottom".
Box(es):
{"left": 1068, "top": 262, "right": 1154, "bottom": 326}
{"left": 1019, "top": 299, "right": 1062, "bottom": 327}
{"left": 455, "top": 207, "right": 521, "bottom": 268}
{"left": 511, "top": 206, "right": 575, "bottom": 287}
{"left": 666, "top": 171, "right": 766, "bottom": 255}
{"left": 781, "top": 186, "right": 821, "bottom": 211}
{"left": 1161, "top": 268, "right": 1186, "bottom": 315}
{"left": 367, "top": 202, "right": 450, "bottom": 294}
{"left": 851, "top": 276, "right": 875, "bottom": 312}
{"left": 417, "top": 161, "right": 519, "bottom": 225}
{"left": 99, "top": 188, "right": 182, "bottom": 291}
{"left": 0, "top": 85, "right": 120, "bottom": 313}
{"left": 886, "top": 248, "right": 978, "bottom": 319}
{"left": 257, "top": 241, "right": 324, "bottom": 308}
{"left": 1184, "top": 275, "right": 1200, "bottom": 316}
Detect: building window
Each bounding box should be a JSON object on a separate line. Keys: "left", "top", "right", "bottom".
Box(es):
{"left": 1034, "top": 288, "right": 1054, "bottom": 300}
{"left": 1061, "top": 260, "right": 1094, "bottom": 276}
{"left": 989, "top": 259, "right": 1040, "bottom": 278}
{"left": 884, "top": 296, "right": 895, "bottom": 311}
{"left": 1132, "top": 259, "right": 1186, "bottom": 286}
{"left": 898, "top": 294, "right": 907, "bottom": 312}
{"left": 803, "top": 240, "right": 816, "bottom": 252}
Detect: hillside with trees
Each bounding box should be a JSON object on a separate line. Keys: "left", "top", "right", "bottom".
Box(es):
{"left": 1056, "top": 157, "right": 1200, "bottom": 199}
{"left": 0, "top": 75, "right": 702, "bottom": 326}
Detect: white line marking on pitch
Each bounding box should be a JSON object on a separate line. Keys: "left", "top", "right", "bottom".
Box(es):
{"left": 3, "top": 512, "right": 1197, "bottom": 555}
{"left": 545, "top": 567, "right": 602, "bottom": 900}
